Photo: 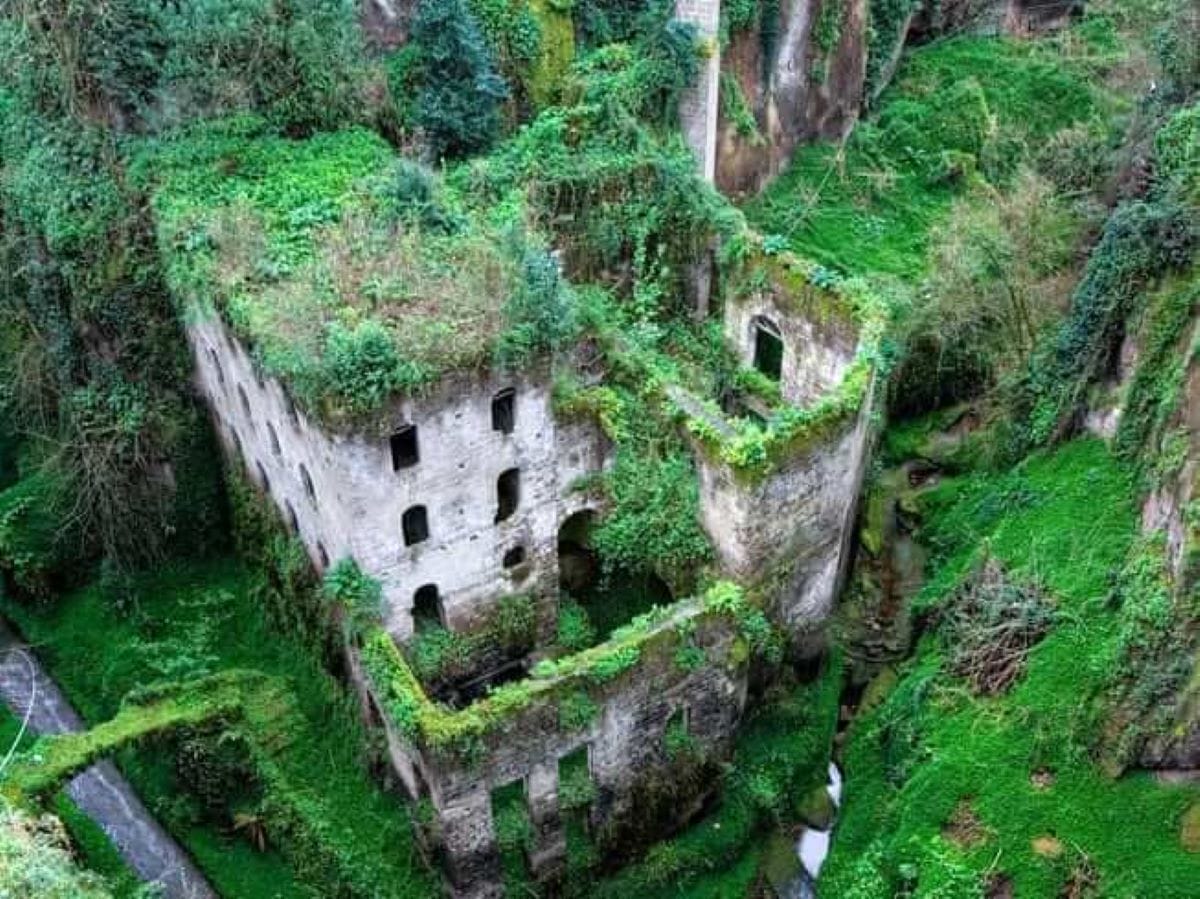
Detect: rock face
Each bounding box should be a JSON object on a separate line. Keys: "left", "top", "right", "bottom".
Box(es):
{"left": 716, "top": 0, "right": 871, "bottom": 195}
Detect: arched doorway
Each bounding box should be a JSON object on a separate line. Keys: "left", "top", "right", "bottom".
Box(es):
{"left": 558, "top": 510, "right": 599, "bottom": 595}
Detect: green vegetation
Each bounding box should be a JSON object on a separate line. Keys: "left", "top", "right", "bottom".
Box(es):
{"left": 748, "top": 33, "right": 1110, "bottom": 279}
{"left": 3, "top": 554, "right": 437, "bottom": 898}
{"left": 0, "top": 798, "right": 114, "bottom": 899}
{"left": 590, "top": 658, "right": 841, "bottom": 897}
{"left": 360, "top": 580, "right": 774, "bottom": 758}
{"left": 1, "top": 0, "right": 1196, "bottom": 897}
{"left": 825, "top": 439, "right": 1200, "bottom": 897}
{"left": 415, "top": 0, "right": 509, "bottom": 159}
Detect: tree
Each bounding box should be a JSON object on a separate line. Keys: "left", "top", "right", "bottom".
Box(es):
{"left": 412, "top": 0, "right": 509, "bottom": 160}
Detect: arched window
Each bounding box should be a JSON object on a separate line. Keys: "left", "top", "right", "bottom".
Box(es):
{"left": 316, "top": 542, "right": 330, "bottom": 569}
{"left": 491, "top": 389, "right": 516, "bottom": 435}
{"left": 299, "top": 464, "right": 317, "bottom": 506}
{"left": 503, "top": 546, "right": 526, "bottom": 569}
{"left": 495, "top": 469, "right": 520, "bottom": 523}
{"left": 267, "top": 422, "right": 282, "bottom": 457}
{"left": 255, "top": 461, "right": 271, "bottom": 495}
{"left": 403, "top": 505, "right": 429, "bottom": 546}
{"left": 751, "top": 316, "right": 784, "bottom": 382}
{"left": 238, "top": 384, "right": 253, "bottom": 418}
{"left": 285, "top": 501, "right": 299, "bottom": 533}
{"left": 412, "top": 584, "right": 444, "bottom": 632}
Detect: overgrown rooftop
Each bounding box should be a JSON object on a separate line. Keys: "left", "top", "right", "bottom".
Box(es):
{"left": 137, "top": 117, "right": 569, "bottom": 423}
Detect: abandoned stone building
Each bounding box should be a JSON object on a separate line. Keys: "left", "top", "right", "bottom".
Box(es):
{"left": 191, "top": 316, "right": 609, "bottom": 643}
{"left": 185, "top": 242, "right": 878, "bottom": 899}
{"left": 175, "top": 4, "right": 888, "bottom": 897}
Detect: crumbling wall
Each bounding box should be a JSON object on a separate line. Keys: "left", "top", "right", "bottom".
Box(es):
{"left": 188, "top": 314, "right": 610, "bottom": 642}
{"left": 696, "top": 400, "right": 874, "bottom": 633}
{"left": 725, "top": 288, "right": 859, "bottom": 407}
{"left": 360, "top": 605, "right": 748, "bottom": 899}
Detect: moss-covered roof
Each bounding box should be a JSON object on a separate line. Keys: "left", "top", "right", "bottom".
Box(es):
{"left": 134, "top": 117, "right": 541, "bottom": 422}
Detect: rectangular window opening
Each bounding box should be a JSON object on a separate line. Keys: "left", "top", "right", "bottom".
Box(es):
{"left": 753, "top": 320, "right": 784, "bottom": 382}
{"left": 492, "top": 389, "right": 516, "bottom": 435}
{"left": 557, "top": 746, "right": 596, "bottom": 818}
{"left": 390, "top": 425, "right": 420, "bottom": 471}
{"left": 495, "top": 469, "right": 520, "bottom": 523}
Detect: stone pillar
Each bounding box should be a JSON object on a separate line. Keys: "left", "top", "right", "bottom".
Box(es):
{"left": 437, "top": 785, "right": 503, "bottom": 899}
{"left": 526, "top": 760, "right": 566, "bottom": 883}
{"left": 676, "top": 0, "right": 721, "bottom": 183}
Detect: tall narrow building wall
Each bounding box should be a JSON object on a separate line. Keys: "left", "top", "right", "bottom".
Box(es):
{"left": 187, "top": 314, "right": 610, "bottom": 642}
{"left": 676, "top": 0, "right": 722, "bottom": 182}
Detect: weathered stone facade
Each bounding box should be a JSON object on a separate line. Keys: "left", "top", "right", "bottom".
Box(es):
{"left": 676, "top": 0, "right": 722, "bottom": 183}
{"left": 187, "top": 314, "right": 610, "bottom": 642}
{"left": 695, "top": 287, "right": 876, "bottom": 634}
{"left": 359, "top": 602, "right": 748, "bottom": 899}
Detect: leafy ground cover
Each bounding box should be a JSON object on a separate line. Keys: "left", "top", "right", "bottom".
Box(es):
{"left": 746, "top": 31, "right": 1117, "bottom": 279}
{"left": 822, "top": 439, "right": 1200, "bottom": 897}
{"left": 2, "top": 557, "right": 435, "bottom": 898}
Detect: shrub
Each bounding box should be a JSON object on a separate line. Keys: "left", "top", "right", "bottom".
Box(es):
{"left": 322, "top": 558, "right": 384, "bottom": 635}
{"left": 557, "top": 601, "right": 598, "bottom": 653}
{"left": 413, "top": 0, "right": 510, "bottom": 160}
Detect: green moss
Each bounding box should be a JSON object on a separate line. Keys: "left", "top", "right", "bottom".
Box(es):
{"left": 2, "top": 558, "right": 437, "bottom": 898}
{"left": 527, "top": 0, "right": 576, "bottom": 106}
{"left": 361, "top": 582, "right": 763, "bottom": 756}
{"left": 824, "top": 439, "right": 1200, "bottom": 897}
{"left": 748, "top": 35, "right": 1106, "bottom": 279}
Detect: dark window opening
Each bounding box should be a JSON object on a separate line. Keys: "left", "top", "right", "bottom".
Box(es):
{"left": 230, "top": 427, "right": 243, "bottom": 457}
{"left": 285, "top": 502, "right": 299, "bottom": 533}
{"left": 752, "top": 317, "right": 784, "bottom": 382}
{"left": 403, "top": 505, "right": 429, "bottom": 546}
{"left": 503, "top": 546, "right": 526, "bottom": 569}
{"left": 490, "top": 780, "right": 532, "bottom": 874}
{"left": 390, "top": 425, "right": 419, "bottom": 471}
{"left": 283, "top": 391, "right": 299, "bottom": 426}
{"left": 299, "top": 464, "right": 317, "bottom": 506}
{"left": 255, "top": 461, "right": 271, "bottom": 494}
{"left": 238, "top": 384, "right": 252, "bottom": 418}
{"left": 495, "top": 469, "right": 520, "bottom": 523}
{"left": 491, "top": 389, "right": 516, "bottom": 435}
{"left": 316, "top": 542, "right": 330, "bottom": 569}
{"left": 664, "top": 706, "right": 695, "bottom": 759}
{"left": 208, "top": 347, "right": 225, "bottom": 385}
{"left": 412, "top": 584, "right": 444, "bottom": 632}
{"left": 267, "top": 422, "right": 282, "bottom": 457}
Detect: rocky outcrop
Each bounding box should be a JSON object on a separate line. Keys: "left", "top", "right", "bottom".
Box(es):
{"left": 716, "top": 0, "right": 871, "bottom": 195}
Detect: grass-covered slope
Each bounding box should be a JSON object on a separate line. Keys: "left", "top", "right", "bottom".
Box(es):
{"left": 823, "top": 439, "right": 1200, "bottom": 897}
{"left": 746, "top": 30, "right": 1118, "bottom": 279}
{"left": 3, "top": 554, "right": 436, "bottom": 899}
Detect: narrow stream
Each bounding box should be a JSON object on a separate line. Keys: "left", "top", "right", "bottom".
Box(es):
{"left": 0, "top": 622, "right": 216, "bottom": 899}
{"left": 773, "top": 761, "right": 843, "bottom": 899}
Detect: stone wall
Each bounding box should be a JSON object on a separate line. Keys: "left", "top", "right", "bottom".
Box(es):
{"left": 696, "top": 403, "right": 873, "bottom": 633}
{"left": 676, "top": 0, "right": 722, "bottom": 182}
{"left": 359, "top": 604, "right": 748, "bottom": 899}
{"left": 725, "top": 289, "right": 860, "bottom": 407}
{"left": 187, "top": 314, "right": 610, "bottom": 642}
{"left": 698, "top": 283, "right": 876, "bottom": 635}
